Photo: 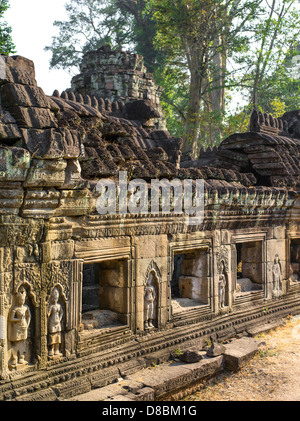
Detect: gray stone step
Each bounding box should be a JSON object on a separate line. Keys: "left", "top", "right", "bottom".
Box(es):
{"left": 67, "top": 354, "right": 224, "bottom": 401}
{"left": 247, "top": 321, "right": 281, "bottom": 337}
{"left": 223, "top": 337, "right": 265, "bottom": 371}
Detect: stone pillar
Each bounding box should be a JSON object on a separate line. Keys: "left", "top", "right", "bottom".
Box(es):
{"left": 0, "top": 248, "right": 13, "bottom": 379}
{"left": 42, "top": 259, "right": 82, "bottom": 360}
{"left": 266, "top": 234, "right": 286, "bottom": 299}
{"left": 133, "top": 235, "right": 169, "bottom": 332}
{"left": 214, "top": 245, "right": 232, "bottom": 313}
{"left": 39, "top": 289, "right": 48, "bottom": 369}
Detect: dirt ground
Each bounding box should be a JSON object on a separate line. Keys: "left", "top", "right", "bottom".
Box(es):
{"left": 176, "top": 315, "right": 300, "bottom": 401}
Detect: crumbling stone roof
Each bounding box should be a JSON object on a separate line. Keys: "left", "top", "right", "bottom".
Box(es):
{"left": 215, "top": 111, "right": 300, "bottom": 190}
{"left": 180, "top": 110, "right": 300, "bottom": 191}
{"left": 0, "top": 53, "right": 298, "bottom": 209}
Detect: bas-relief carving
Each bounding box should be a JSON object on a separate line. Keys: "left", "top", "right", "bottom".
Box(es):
{"left": 8, "top": 287, "right": 31, "bottom": 369}
{"left": 216, "top": 246, "right": 229, "bottom": 275}
{"left": 0, "top": 247, "right": 13, "bottom": 273}
{"left": 0, "top": 249, "right": 13, "bottom": 310}
{"left": 145, "top": 259, "right": 162, "bottom": 284}
{"left": 218, "top": 261, "right": 227, "bottom": 310}
{"left": 43, "top": 261, "right": 73, "bottom": 300}
{"left": 143, "top": 260, "right": 161, "bottom": 331}
{"left": 216, "top": 246, "right": 229, "bottom": 310}
{"left": 47, "top": 287, "right": 63, "bottom": 358}
{"left": 14, "top": 263, "right": 41, "bottom": 304}
{"left": 144, "top": 272, "right": 156, "bottom": 330}
{"left": 75, "top": 219, "right": 199, "bottom": 240}
{"left": 14, "top": 245, "right": 40, "bottom": 264}
{"left": 272, "top": 254, "right": 283, "bottom": 297}
{"left": 7, "top": 259, "right": 79, "bottom": 369}
{"left": 1, "top": 220, "right": 44, "bottom": 247}
{"left": 13, "top": 260, "right": 75, "bottom": 305}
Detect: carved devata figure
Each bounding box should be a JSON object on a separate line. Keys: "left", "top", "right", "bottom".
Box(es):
{"left": 8, "top": 287, "right": 31, "bottom": 368}
{"left": 272, "top": 254, "right": 283, "bottom": 297}
{"left": 144, "top": 272, "right": 156, "bottom": 330}
{"left": 218, "top": 260, "right": 227, "bottom": 310}
{"left": 47, "top": 287, "right": 63, "bottom": 358}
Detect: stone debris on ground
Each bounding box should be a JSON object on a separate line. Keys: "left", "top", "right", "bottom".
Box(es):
{"left": 173, "top": 315, "right": 300, "bottom": 401}
{"left": 64, "top": 316, "right": 300, "bottom": 401}
{"left": 65, "top": 334, "right": 268, "bottom": 401}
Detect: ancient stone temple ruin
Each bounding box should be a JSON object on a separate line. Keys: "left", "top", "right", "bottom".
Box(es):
{"left": 0, "top": 46, "right": 300, "bottom": 400}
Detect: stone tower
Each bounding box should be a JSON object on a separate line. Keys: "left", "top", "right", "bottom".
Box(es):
{"left": 71, "top": 45, "right": 166, "bottom": 130}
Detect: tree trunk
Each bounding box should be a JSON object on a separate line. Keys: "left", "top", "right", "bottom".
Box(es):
{"left": 210, "top": 37, "right": 226, "bottom": 114}
{"left": 183, "top": 69, "right": 201, "bottom": 155}
{"left": 182, "top": 43, "right": 202, "bottom": 156}
{"left": 209, "top": 37, "right": 227, "bottom": 143}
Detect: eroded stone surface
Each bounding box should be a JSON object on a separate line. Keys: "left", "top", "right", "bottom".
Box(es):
{"left": 0, "top": 48, "right": 298, "bottom": 402}
{"left": 223, "top": 337, "right": 265, "bottom": 371}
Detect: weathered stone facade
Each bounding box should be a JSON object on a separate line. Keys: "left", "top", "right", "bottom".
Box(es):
{"left": 0, "top": 49, "right": 299, "bottom": 401}
{"left": 70, "top": 45, "right": 166, "bottom": 130}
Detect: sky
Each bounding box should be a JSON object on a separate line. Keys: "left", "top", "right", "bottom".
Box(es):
{"left": 5, "top": 0, "right": 72, "bottom": 96}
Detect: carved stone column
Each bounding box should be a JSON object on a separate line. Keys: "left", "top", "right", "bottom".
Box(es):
{"left": 42, "top": 260, "right": 83, "bottom": 360}
{"left": 13, "top": 262, "right": 41, "bottom": 369}
{"left": 214, "top": 245, "right": 231, "bottom": 313}
{"left": 0, "top": 248, "right": 13, "bottom": 378}
{"left": 39, "top": 289, "right": 48, "bottom": 369}
{"left": 0, "top": 293, "right": 8, "bottom": 379}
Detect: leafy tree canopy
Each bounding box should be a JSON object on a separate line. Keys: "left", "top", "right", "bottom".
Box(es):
{"left": 45, "top": 0, "right": 300, "bottom": 150}
{"left": 0, "top": 0, "right": 15, "bottom": 55}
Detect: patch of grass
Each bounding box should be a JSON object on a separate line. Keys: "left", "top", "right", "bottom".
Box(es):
{"left": 257, "top": 348, "right": 279, "bottom": 359}
{"left": 205, "top": 338, "right": 212, "bottom": 348}
{"left": 174, "top": 347, "right": 183, "bottom": 357}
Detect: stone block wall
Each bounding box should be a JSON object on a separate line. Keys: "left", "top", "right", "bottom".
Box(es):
{"left": 71, "top": 46, "right": 166, "bottom": 130}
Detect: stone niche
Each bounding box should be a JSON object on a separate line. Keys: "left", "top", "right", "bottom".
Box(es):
{"left": 235, "top": 241, "right": 264, "bottom": 294}
{"left": 289, "top": 238, "right": 300, "bottom": 282}
{"left": 7, "top": 284, "right": 35, "bottom": 371}
{"left": 171, "top": 250, "right": 209, "bottom": 309}
{"left": 81, "top": 259, "right": 128, "bottom": 329}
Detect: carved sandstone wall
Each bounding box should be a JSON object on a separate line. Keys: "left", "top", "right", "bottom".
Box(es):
{"left": 0, "top": 52, "right": 299, "bottom": 400}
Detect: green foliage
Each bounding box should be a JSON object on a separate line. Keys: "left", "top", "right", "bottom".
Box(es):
{"left": 0, "top": 0, "right": 15, "bottom": 55}
{"left": 174, "top": 347, "right": 183, "bottom": 357}
{"left": 254, "top": 59, "right": 300, "bottom": 114}
{"left": 196, "top": 105, "right": 252, "bottom": 148}
{"left": 118, "top": 0, "right": 161, "bottom": 73}
{"left": 154, "top": 60, "right": 189, "bottom": 138}
{"left": 45, "top": 0, "right": 134, "bottom": 72}
{"left": 196, "top": 0, "right": 300, "bottom": 147}
{"left": 233, "top": 0, "right": 300, "bottom": 110}
{"left": 257, "top": 347, "right": 279, "bottom": 358}
{"left": 44, "top": 0, "right": 300, "bottom": 149}
{"left": 205, "top": 338, "right": 212, "bottom": 348}
{"left": 148, "top": 0, "right": 272, "bottom": 151}
{"left": 45, "top": 0, "right": 163, "bottom": 74}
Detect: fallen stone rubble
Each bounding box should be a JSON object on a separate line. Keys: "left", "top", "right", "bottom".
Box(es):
{"left": 66, "top": 336, "right": 266, "bottom": 401}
